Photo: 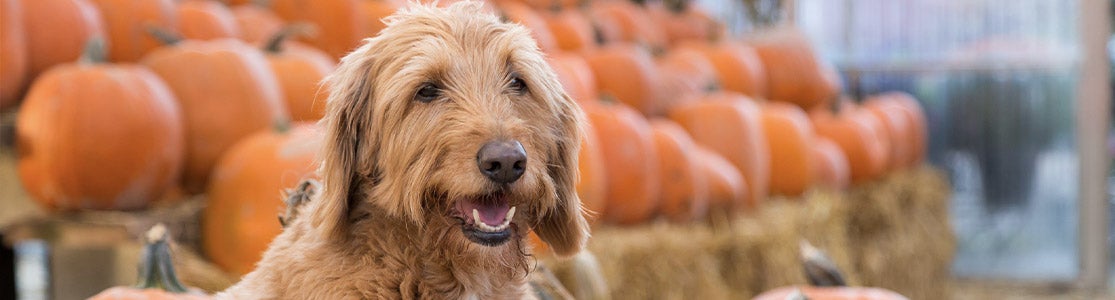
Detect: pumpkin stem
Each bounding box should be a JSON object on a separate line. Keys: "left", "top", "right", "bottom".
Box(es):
{"left": 599, "top": 93, "right": 618, "bottom": 105}
{"left": 264, "top": 23, "right": 318, "bottom": 54}
{"left": 703, "top": 81, "right": 721, "bottom": 93}
{"left": 146, "top": 26, "right": 183, "bottom": 46}
{"left": 799, "top": 239, "right": 848, "bottom": 287}
{"left": 78, "top": 37, "right": 108, "bottom": 64}
{"left": 135, "top": 224, "right": 190, "bottom": 293}
{"left": 273, "top": 117, "right": 292, "bottom": 134}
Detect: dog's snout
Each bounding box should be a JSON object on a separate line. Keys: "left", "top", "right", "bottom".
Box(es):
{"left": 477, "top": 140, "right": 527, "bottom": 184}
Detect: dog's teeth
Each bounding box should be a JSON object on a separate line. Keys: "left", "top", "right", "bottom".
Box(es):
{"left": 470, "top": 207, "right": 515, "bottom": 233}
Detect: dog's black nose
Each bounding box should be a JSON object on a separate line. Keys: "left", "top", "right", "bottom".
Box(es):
{"left": 477, "top": 140, "right": 527, "bottom": 184}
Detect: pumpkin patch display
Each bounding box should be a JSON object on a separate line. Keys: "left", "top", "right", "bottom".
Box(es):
{"left": 547, "top": 52, "right": 597, "bottom": 105}
{"left": 176, "top": 0, "right": 241, "bottom": 40}
{"left": 17, "top": 40, "right": 184, "bottom": 211}
{"left": 862, "top": 95, "right": 912, "bottom": 172}
{"left": 650, "top": 119, "right": 708, "bottom": 223}
{"left": 544, "top": 8, "right": 597, "bottom": 52}
{"left": 231, "top": 3, "right": 284, "bottom": 44}
{"left": 678, "top": 41, "right": 767, "bottom": 98}
{"left": 750, "top": 27, "right": 842, "bottom": 110}
{"left": 695, "top": 147, "right": 747, "bottom": 212}
{"left": 268, "top": 0, "right": 366, "bottom": 59}
{"left": 879, "top": 91, "right": 928, "bottom": 167}
{"left": 204, "top": 123, "right": 322, "bottom": 276}
{"left": 142, "top": 37, "right": 287, "bottom": 193}
{"left": 809, "top": 101, "right": 888, "bottom": 184}
{"left": 588, "top": 0, "right": 666, "bottom": 50}
{"left": 0, "top": 0, "right": 27, "bottom": 109}
{"left": 655, "top": 47, "right": 717, "bottom": 112}
{"left": 813, "top": 137, "right": 850, "bottom": 189}
{"left": 89, "top": 225, "right": 212, "bottom": 300}
{"left": 263, "top": 25, "right": 337, "bottom": 122}
{"left": 89, "top": 0, "right": 177, "bottom": 62}
{"left": 576, "top": 120, "right": 608, "bottom": 222}
{"left": 583, "top": 101, "right": 660, "bottom": 225}
{"left": 760, "top": 101, "right": 816, "bottom": 197}
{"left": 583, "top": 44, "right": 663, "bottom": 116}
{"left": 21, "top": 0, "right": 106, "bottom": 78}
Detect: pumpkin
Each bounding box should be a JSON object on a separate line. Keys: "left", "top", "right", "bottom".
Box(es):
{"left": 879, "top": 91, "right": 928, "bottom": 167}
{"left": 17, "top": 40, "right": 184, "bottom": 211}
{"left": 583, "top": 44, "right": 662, "bottom": 115}
{"left": 646, "top": 1, "right": 721, "bottom": 46}
{"left": 269, "top": 0, "right": 366, "bottom": 59}
{"left": 576, "top": 117, "right": 607, "bottom": 220}
{"left": 695, "top": 147, "right": 747, "bottom": 212}
{"left": 546, "top": 52, "right": 596, "bottom": 105}
{"left": 90, "top": 225, "right": 212, "bottom": 300}
{"left": 89, "top": 0, "right": 177, "bottom": 62}
{"left": 750, "top": 27, "right": 842, "bottom": 109}
{"left": 21, "top": 0, "right": 106, "bottom": 78}
{"left": 813, "top": 137, "right": 849, "bottom": 189}
{"left": 809, "top": 101, "right": 887, "bottom": 184}
{"left": 650, "top": 119, "right": 707, "bottom": 223}
{"left": 176, "top": 0, "right": 240, "bottom": 40}
{"left": 588, "top": 1, "right": 665, "bottom": 50}
{"left": 498, "top": 1, "right": 558, "bottom": 52}
{"left": 761, "top": 101, "right": 816, "bottom": 197}
{"left": 752, "top": 286, "right": 909, "bottom": 300}
{"left": 510, "top": 0, "right": 577, "bottom": 10}
{"left": 528, "top": 231, "right": 550, "bottom": 256}
{"left": 678, "top": 41, "right": 766, "bottom": 98}
{"left": 204, "top": 123, "right": 321, "bottom": 276}
{"left": 263, "top": 25, "right": 336, "bottom": 121}
{"left": 669, "top": 92, "right": 768, "bottom": 210}
{"left": 231, "top": 3, "right": 284, "bottom": 44}
{"left": 142, "top": 37, "right": 287, "bottom": 193}
{"left": 0, "top": 0, "right": 27, "bottom": 109}
{"left": 655, "top": 47, "right": 717, "bottom": 111}
{"left": 545, "top": 7, "right": 596, "bottom": 52}
{"left": 583, "top": 101, "right": 660, "bottom": 225}
{"left": 360, "top": 0, "right": 399, "bottom": 38}
{"left": 862, "top": 96, "right": 911, "bottom": 172}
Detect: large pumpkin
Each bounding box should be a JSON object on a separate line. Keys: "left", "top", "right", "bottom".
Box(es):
{"left": 204, "top": 123, "right": 321, "bottom": 276}
{"left": 761, "top": 101, "right": 816, "bottom": 197}
{"left": 89, "top": 0, "right": 177, "bottom": 62}
{"left": 583, "top": 44, "right": 662, "bottom": 115}
{"left": 263, "top": 26, "right": 336, "bottom": 121}
{"left": 753, "top": 286, "right": 909, "bottom": 300}
{"left": 498, "top": 1, "right": 558, "bottom": 52}
{"left": 695, "top": 147, "right": 747, "bottom": 212}
{"left": 678, "top": 42, "right": 766, "bottom": 98}
{"left": 879, "top": 91, "right": 928, "bottom": 167}
{"left": 583, "top": 101, "right": 660, "bottom": 225}
{"left": 809, "top": 101, "right": 888, "bottom": 184}
{"left": 0, "top": 0, "right": 27, "bottom": 109}
{"left": 750, "top": 27, "right": 842, "bottom": 109}
{"left": 577, "top": 119, "right": 607, "bottom": 222}
{"left": 90, "top": 225, "right": 212, "bottom": 300}
{"left": 813, "top": 137, "right": 850, "bottom": 189}
{"left": 18, "top": 43, "right": 184, "bottom": 210}
{"left": 359, "top": 0, "right": 399, "bottom": 38}
{"left": 176, "top": 0, "right": 240, "bottom": 40}
{"left": 142, "top": 38, "right": 287, "bottom": 193}
{"left": 269, "top": 0, "right": 365, "bottom": 59}
{"left": 231, "top": 3, "right": 284, "bottom": 44}
{"left": 669, "top": 92, "right": 768, "bottom": 210}
{"left": 21, "top": 0, "right": 106, "bottom": 78}
{"left": 650, "top": 119, "right": 708, "bottom": 223}
{"left": 545, "top": 8, "right": 596, "bottom": 52}
{"left": 546, "top": 52, "right": 597, "bottom": 105}
{"left": 656, "top": 47, "right": 717, "bottom": 112}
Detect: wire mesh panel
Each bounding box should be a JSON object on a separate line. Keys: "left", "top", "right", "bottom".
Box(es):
{"left": 795, "top": 0, "right": 1082, "bottom": 281}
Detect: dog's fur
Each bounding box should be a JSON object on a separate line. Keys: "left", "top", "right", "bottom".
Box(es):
{"left": 216, "top": 2, "right": 589, "bottom": 299}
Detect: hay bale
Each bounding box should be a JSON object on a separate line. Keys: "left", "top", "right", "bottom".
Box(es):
{"left": 589, "top": 223, "right": 732, "bottom": 299}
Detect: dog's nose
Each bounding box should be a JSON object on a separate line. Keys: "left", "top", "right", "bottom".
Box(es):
{"left": 477, "top": 140, "right": 527, "bottom": 184}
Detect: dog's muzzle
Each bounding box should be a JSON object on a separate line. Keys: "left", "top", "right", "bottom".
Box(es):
{"left": 476, "top": 140, "right": 526, "bottom": 184}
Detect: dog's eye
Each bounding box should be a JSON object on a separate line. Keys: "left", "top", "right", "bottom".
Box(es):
{"left": 415, "top": 83, "right": 441, "bottom": 103}
{"left": 509, "top": 76, "right": 527, "bottom": 93}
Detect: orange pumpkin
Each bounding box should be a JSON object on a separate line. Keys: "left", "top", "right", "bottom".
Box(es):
{"left": 89, "top": 0, "right": 177, "bottom": 62}
{"left": 546, "top": 52, "right": 597, "bottom": 105}
{"left": 583, "top": 44, "right": 662, "bottom": 115}
{"left": 695, "top": 147, "right": 747, "bottom": 212}
{"left": 761, "top": 101, "right": 816, "bottom": 196}
{"left": 880, "top": 91, "right": 928, "bottom": 167}
{"left": 21, "top": 0, "right": 106, "bottom": 78}
{"left": 204, "top": 123, "right": 321, "bottom": 276}
{"left": 862, "top": 96, "right": 911, "bottom": 172}
{"left": 753, "top": 286, "right": 909, "bottom": 300}
{"left": 263, "top": 25, "right": 336, "bottom": 121}
{"left": 576, "top": 114, "right": 607, "bottom": 221}
{"left": 650, "top": 119, "right": 708, "bottom": 223}
{"left": 0, "top": 0, "right": 27, "bottom": 109}
{"left": 750, "top": 27, "right": 842, "bottom": 109}
{"left": 809, "top": 101, "right": 887, "bottom": 184}
{"left": 583, "top": 101, "right": 660, "bottom": 225}
{"left": 669, "top": 92, "right": 768, "bottom": 210}
{"left": 90, "top": 225, "right": 212, "bottom": 300}
{"left": 646, "top": 1, "right": 721, "bottom": 46}
{"left": 231, "top": 3, "right": 284, "bottom": 44}
{"left": 589, "top": 1, "right": 665, "bottom": 50}
{"left": 269, "top": 0, "right": 366, "bottom": 59}
{"left": 813, "top": 137, "right": 850, "bottom": 189}
{"left": 499, "top": 1, "right": 558, "bottom": 52}
{"left": 142, "top": 38, "right": 288, "bottom": 193}
{"left": 656, "top": 47, "right": 717, "bottom": 111}
{"left": 679, "top": 41, "right": 766, "bottom": 98}
{"left": 360, "top": 0, "right": 399, "bottom": 38}
{"left": 528, "top": 231, "right": 551, "bottom": 257}
{"left": 545, "top": 7, "right": 596, "bottom": 52}
{"left": 176, "top": 0, "right": 240, "bottom": 40}
{"left": 18, "top": 41, "right": 184, "bottom": 210}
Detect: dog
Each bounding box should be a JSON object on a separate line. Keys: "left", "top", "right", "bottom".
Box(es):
{"left": 216, "top": 1, "right": 589, "bottom": 299}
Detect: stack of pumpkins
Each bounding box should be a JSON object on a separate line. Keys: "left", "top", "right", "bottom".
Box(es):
{"left": 1, "top": 0, "right": 928, "bottom": 280}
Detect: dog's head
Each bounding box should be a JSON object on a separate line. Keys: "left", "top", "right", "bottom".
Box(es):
{"left": 310, "top": 1, "right": 588, "bottom": 256}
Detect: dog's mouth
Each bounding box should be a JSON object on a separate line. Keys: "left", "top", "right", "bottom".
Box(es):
{"left": 453, "top": 193, "right": 516, "bottom": 247}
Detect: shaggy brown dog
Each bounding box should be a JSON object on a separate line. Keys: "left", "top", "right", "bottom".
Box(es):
{"left": 216, "top": 2, "right": 589, "bottom": 299}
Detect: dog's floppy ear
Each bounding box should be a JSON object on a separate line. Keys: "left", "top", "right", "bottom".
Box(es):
{"left": 311, "top": 42, "right": 378, "bottom": 241}
{"left": 534, "top": 94, "right": 590, "bottom": 256}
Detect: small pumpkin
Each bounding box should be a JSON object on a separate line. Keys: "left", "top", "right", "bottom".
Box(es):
{"left": 760, "top": 101, "right": 815, "bottom": 197}
{"left": 753, "top": 240, "right": 908, "bottom": 300}
{"left": 204, "top": 123, "right": 321, "bottom": 276}
{"left": 750, "top": 27, "right": 842, "bottom": 110}
{"left": 546, "top": 52, "right": 597, "bottom": 105}
{"left": 650, "top": 119, "right": 708, "bottom": 223}
{"left": 583, "top": 101, "right": 660, "bottom": 225}
{"left": 695, "top": 147, "right": 747, "bottom": 212}
{"left": 269, "top": 0, "right": 366, "bottom": 59}
{"left": 545, "top": 7, "right": 596, "bottom": 52}
{"left": 583, "top": 44, "right": 662, "bottom": 115}
{"left": 0, "top": 0, "right": 27, "bottom": 109}
{"left": 809, "top": 100, "right": 888, "bottom": 184}
{"left": 89, "top": 225, "right": 212, "bottom": 300}
{"left": 230, "top": 3, "right": 284, "bottom": 44}
{"left": 263, "top": 25, "right": 337, "bottom": 121}
{"left": 812, "top": 137, "right": 850, "bottom": 189}
{"left": 176, "top": 0, "right": 241, "bottom": 40}
{"left": 498, "top": 1, "right": 558, "bottom": 52}
{"left": 576, "top": 118, "right": 607, "bottom": 221}
{"left": 18, "top": 40, "right": 184, "bottom": 211}
{"left": 89, "top": 0, "right": 177, "bottom": 62}
{"left": 21, "top": 0, "right": 107, "bottom": 78}
{"left": 142, "top": 36, "right": 288, "bottom": 193}
{"left": 678, "top": 41, "right": 766, "bottom": 98}
{"left": 669, "top": 92, "right": 768, "bottom": 211}
{"left": 359, "top": 0, "right": 399, "bottom": 38}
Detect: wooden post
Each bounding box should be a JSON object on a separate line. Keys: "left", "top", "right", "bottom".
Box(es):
{"left": 1076, "top": 0, "right": 1111, "bottom": 291}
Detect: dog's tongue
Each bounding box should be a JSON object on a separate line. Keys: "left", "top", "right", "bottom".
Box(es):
{"left": 459, "top": 197, "right": 510, "bottom": 226}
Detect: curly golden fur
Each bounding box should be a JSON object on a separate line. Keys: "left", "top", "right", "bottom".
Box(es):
{"left": 216, "top": 2, "right": 589, "bottom": 299}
